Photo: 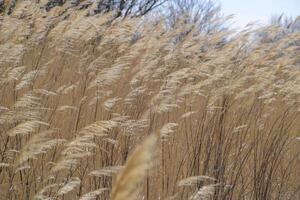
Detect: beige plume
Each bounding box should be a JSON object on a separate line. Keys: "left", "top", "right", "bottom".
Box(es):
{"left": 110, "top": 134, "right": 157, "bottom": 200}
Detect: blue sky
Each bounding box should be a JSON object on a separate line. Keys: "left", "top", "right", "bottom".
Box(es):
{"left": 217, "top": 0, "right": 300, "bottom": 28}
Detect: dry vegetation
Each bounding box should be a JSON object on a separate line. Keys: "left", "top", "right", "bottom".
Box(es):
{"left": 0, "top": 1, "right": 300, "bottom": 200}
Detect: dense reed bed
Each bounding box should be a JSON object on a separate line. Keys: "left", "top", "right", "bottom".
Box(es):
{"left": 0, "top": 1, "right": 299, "bottom": 200}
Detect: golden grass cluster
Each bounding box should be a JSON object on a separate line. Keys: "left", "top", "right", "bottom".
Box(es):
{"left": 0, "top": 1, "right": 300, "bottom": 200}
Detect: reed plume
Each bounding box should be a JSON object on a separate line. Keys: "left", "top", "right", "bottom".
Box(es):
{"left": 110, "top": 134, "right": 157, "bottom": 200}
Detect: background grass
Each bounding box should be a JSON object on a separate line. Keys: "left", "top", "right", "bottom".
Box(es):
{"left": 0, "top": 1, "right": 299, "bottom": 200}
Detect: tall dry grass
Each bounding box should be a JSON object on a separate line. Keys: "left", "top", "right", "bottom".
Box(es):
{"left": 0, "top": 1, "right": 299, "bottom": 200}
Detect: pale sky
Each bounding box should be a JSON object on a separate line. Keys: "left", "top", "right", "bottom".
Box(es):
{"left": 217, "top": 0, "right": 300, "bottom": 28}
